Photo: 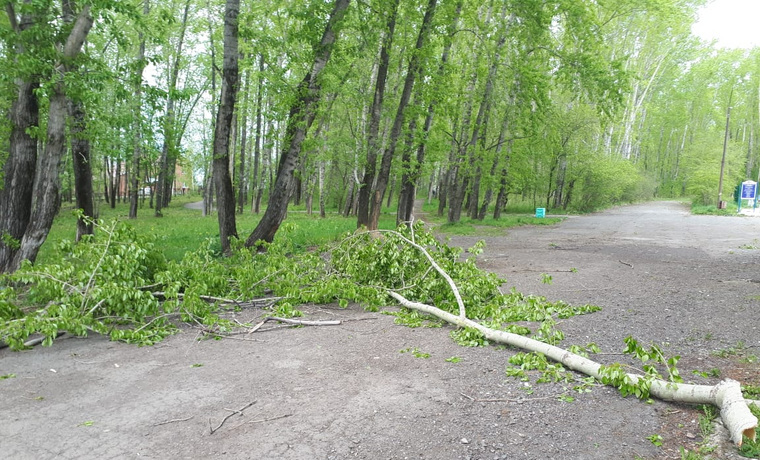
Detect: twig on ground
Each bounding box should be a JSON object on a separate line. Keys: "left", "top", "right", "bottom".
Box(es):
{"left": 460, "top": 392, "right": 567, "bottom": 403}
{"left": 153, "top": 415, "right": 194, "bottom": 426}
{"left": 266, "top": 317, "right": 341, "bottom": 326}
{"left": 229, "top": 413, "right": 293, "bottom": 431}
{"left": 210, "top": 401, "right": 256, "bottom": 434}
{"left": 199, "top": 330, "right": 266, "bottom": 343}
{"left": 619, "top": 260, "right": 633, "bottom": 268}
{"left": 245, "top": 316, "right": 342, "bottom": 334}
{"left": 151, "top": 292, "right": 281, "bottom": 309}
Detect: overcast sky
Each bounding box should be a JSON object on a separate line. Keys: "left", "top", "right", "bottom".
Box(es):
{"left": 691, "top": 0, "right": 760, "bottom": 49}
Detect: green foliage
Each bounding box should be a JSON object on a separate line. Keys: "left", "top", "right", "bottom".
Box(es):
{"left": 596, "top": 337, "right": 684, "bottom": 400}
{"left": 568, "top": 154, "right": 647, "bottom": 212}
{"left": 739, "top": 404, "right": 760, "bottom": 458}
{"left": 743, "top": 385, "right": 760, "bottom": 400}
{"left": 4, "top": 216, "right": 602, "bottom": 360}
{"left": 1, "top": 219, "right": 175, "bottom": 349}
{"left": 329, "top": 223, "right": 601, "bottom": 342}
{"left": 506, "top": 351, "right": 574, "bottom": 384}
{"left": 450, "top": 327, "right": 489, "bottom": 347}
{"left": 647, "top": 434, "right": 664, "bottom": 447}
{"left": 390, "top": 309, "right": 442, "bottom": 328}
{"left": 400, "top": 347, "right": 430, "bottom": 359}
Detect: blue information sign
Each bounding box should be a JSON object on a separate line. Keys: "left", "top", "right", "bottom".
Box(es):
{"left": 741, "top": 181, "right": 757, "bottom": 200}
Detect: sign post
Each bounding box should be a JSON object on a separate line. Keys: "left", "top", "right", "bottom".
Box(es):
{"left": 738, "top": 180, "right": 757, "bottom": 212}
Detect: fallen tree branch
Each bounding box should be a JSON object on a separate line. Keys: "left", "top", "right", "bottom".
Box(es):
{"left": 266, "top": 317, "right": 341, "bottom": 326}
{"left": 244, "top": 316, "right": 342, "bottom": 334}
{"left": 0, "top": 331, "right": 67, "bottom": 350}
{"left": 151, "top": 292, "right": 281, "bottom": 309}
{"left": 370, "top": 230, "right": 466, "bottom": 319}
{"left": 378, "top": 227, "right": 758, "bottom": 446}
{"left": 210, "top": 401, "right": 256, "bottom": 434}
{"left": 153, "top": 415, "right": 194, "bottom": 426}
{"left": 388, "top": 290, "right": 758, "bottom": 446}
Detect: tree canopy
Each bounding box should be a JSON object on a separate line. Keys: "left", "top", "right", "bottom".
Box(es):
{"left": 1, "top": 0, "right": 758, "bottom": 265}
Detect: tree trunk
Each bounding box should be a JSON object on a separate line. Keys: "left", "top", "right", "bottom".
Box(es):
{"left": 0, "top": 82, "right": 39, "bottom": 272}
{"left": 368, "top": 0, "right": 437, "bottom": 231}
{"left": 8, "top": 6, "right": 93, "bottom": 270}
{"left": 237, "top": 68, "right": 250, "bottom": 214}
{"left": 0, "top": 5, "right": 40, "bottom": 273}
{"left": 252, "top": 55, "right": 264, "bottom": 214}
{"left": 155, "top": 0, "right": 191, "bottom": 216}
{"left": 129, "top": 0, "right": 149, "bottom": 219}
{"left": 245, "top": 0, "right": 350, "bottom": 247}
{"left": 356, "top": 0, "right": 398, "bottom": 229}
{"left": 68, "top": 100, "right": 95, "bottom": 241}
{"left": 466, "top": 8, "right": 509, "bottom": 220}
{"left": 212, "top": 0, "right": 240, "bottom": 255}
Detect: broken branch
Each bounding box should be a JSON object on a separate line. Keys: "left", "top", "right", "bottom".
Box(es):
{"left": 153, "top": 415, "right": 194, "bottom": 427}
{"left": 210, "top": 401, "right": 256, "bottom": 434}
{"left": 389, "top": 290, "right": 758, "bottom": 446}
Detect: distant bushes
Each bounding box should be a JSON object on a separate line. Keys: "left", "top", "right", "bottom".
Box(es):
{"left": 567, "top": 154, "right": 655, "bottom": 212}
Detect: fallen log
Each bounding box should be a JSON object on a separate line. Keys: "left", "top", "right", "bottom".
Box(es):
{"left": 377, "top": 228, "right": 758, "bottom": 447}
{"left": 388, "top": 291, "right": 758, "bottom": 447}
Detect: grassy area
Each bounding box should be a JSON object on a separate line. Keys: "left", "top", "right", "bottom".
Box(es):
{"left": 691, "top": 200, "right": 740, "bottom": 216}
{"left": 39, "top": 195, "right": 565, "bottom": 264}
{"left": 435, "top": 215, "right": 564, "bottom": 236}
{"left": 42, "top": 194, "right": 398, "bottom": 264}
{"left": 417, "top": 199, "right": 564, "bottom": 235}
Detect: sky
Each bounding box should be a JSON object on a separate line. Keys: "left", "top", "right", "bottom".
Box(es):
{"left": 691, "top": 0, "right": 760, "bottom": 49}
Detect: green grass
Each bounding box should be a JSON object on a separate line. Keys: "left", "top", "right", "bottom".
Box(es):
{"left": 690, "top": 200, "right": 740, "bottom": 215}
{"left": 436, "top": 215, "right": 563, "bottom": 235}
{"left": 417, "top": 199, "right": 564, "bottom": 235}
{"left": 41, "top": 194, "right": 398, "bottom": 264}
{"left": 40, "top": 195, "right": 565, "bottom": 264}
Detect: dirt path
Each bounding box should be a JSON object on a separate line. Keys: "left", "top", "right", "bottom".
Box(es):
{"left": 2, "top": 201, "right": 759, "bottom": 459}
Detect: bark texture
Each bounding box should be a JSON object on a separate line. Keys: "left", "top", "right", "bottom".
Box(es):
{"left": 69, "top": 100, "right": 95, "bottom": 240}
{"left": 212, "top": 0, "right": 240, "bottom": 254}
{"left": 0, "top": 5, "right": 40, "bottom": 273}
{"left": 1, "top": 4, "right": 93, "bottom": 272}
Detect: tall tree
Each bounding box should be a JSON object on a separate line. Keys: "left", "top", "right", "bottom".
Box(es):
{"left": 367, "top": 0, "right": 437, "bottom": 231}
{"left": 397, "top": 0, "right": 462, "bottom": 224}
{"left": 213, "top": 0, "right": 240, "bottom": 255}
{"left": 155, "top": 0, "right": 192, "bottom": 216}
{"left": 0, "top": 2, "right": 41, "bottom": 273}
{"left": 356, "top": 0, "right": 399, "bottom": 229}
{"left": 0, "top": 1, "right": 94, "bottom": 273}
{"left": 245, "top": 0, "right": 351, "bottom": 247}
{"left": 129, "top": 0, "right": 150, "bottom": 219}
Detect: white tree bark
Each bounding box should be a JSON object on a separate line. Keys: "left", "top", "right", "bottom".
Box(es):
{"left": 389, "top": 291, "right": 757, "bottom": 446}
{"left": 382, "top": 231, "right": 758, "bottom": 447}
